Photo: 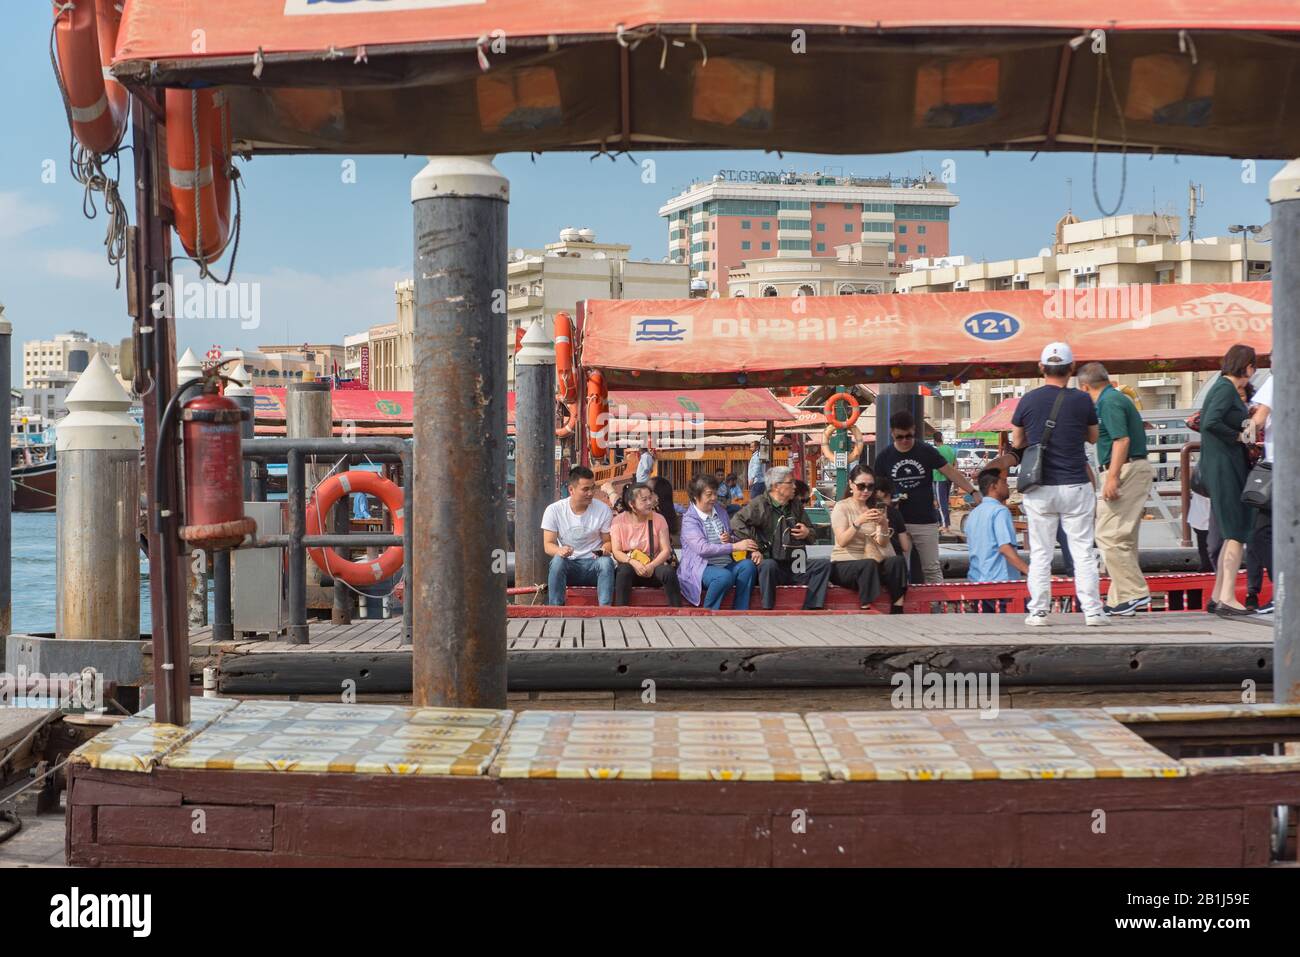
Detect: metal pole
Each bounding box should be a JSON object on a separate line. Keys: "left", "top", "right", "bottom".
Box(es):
{"left": 178, "top": 351, "right": 207, "bottom": 628}
{"left": 286, "top": 380, "right": 332, "bottom": 604}
{"left": 410, "top": 156, "right": 508, "bottom": 706}
{"left": 331, "top": 486, "right": 353, "bottom": 625}
{"left": 514, "top": 320, "right": 556, "bottom": 595}
{"left": 1269, "top": 159, "right": 1300, "bottom": 703}
{"left": 401, "top": 447, "right": 412, "bottom": 645}
{"left": 287, "top": 448, "right": 308, "bottom": 644}
{"left": 875, "top": 383, "right": 924, "bottom": 459}
{"left": 211, "top": 549, "right": 232, "bottom": 641}
{"left": 0, "top": 312, "right": 10, "bottom": 639}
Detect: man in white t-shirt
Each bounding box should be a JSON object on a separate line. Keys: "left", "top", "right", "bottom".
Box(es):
{"left": 542, "top": 465, "right": 616, "bottom": 605}
{"left": 1246, "top": 375, "right": 1274, "bottom": 614}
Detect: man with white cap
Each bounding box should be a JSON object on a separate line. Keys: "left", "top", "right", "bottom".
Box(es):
{"left": 1010, "top": 342, "right": 1107, "bottom": 626}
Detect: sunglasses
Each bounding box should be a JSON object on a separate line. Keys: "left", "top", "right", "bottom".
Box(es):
{"left": 853, "top": 482, "right": 875, "bottom": 491}
{"left": 892, "top": 432, "right": 915, "bottom": 440}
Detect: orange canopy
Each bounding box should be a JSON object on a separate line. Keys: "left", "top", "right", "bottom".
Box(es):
{"left": 111, "top": 2, "right": 1300, "bottom": 158}
{"left": 968, "top": 396, "right": 1020, "bottom": 432}
{"left": 580, "top": 282, "right": 1272, "bottom": 389}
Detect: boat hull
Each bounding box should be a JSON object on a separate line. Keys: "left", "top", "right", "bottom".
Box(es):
{"left": 12, "top": 460, "right": 57, "bottom": 512}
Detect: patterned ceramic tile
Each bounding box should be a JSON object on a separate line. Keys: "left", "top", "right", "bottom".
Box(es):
{"left": 1182, "top": 753, "right": 1300, "bottom": 776}
{"left": 490, "top": 710, "right": 828, "bottom": 782}
{"left": 1105, "top": 703, "right": 1300, "bottom": 723}
{"left": 162, "top": 699, "right": 513, "bottom": 776}
{"left": 807, "top": 709, "right": 1187, "bottom": 781}
{"left": 69, "top": 697, "right": 240, "bottom": 773}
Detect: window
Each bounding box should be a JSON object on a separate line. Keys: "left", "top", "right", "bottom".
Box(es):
{"left": 761, "top": 285, "right": 778, "bottom": 297}
{"left": 761, "top": 222, "right": 771, "bottom": 230}
{"left": 779, "top": 240, "right": 811, "bottom": 250}
{"left": 898, "top": 244, "right": 908, "bottom": 253}
{"left": 898, "top": 225, "right": 908, "bottom": 234}
{"left": 844, "top": 203, "right": 854, "bottom": 210}
{"left": 712, "top": 199, "right": 779, "bottom": 216}
{"left": 862, "top": 222, "right": 891, "bottom": 233}
{"left": 816, "top": 242, "right": 826, "bottom": 252}
{"left": 844, "top": 223, "right": 854, "bottom": 233}
{"left": 918, "top": 225, "right": 927, "bottom": 235}
{"left": 761, "top": 241, "right": 771, "bottom": 251}
{"left": 896, "top": 204, "right": 950, "bottom": 221}
{"left": 918, "top": 245, "right": 927, "bottom": 254}
{"left": 711, "top": 242, "right": 716, "bottom": 250}
{"left": 741, "top": 240, "right": 751, "bottom": 250}
{"left": 741, "top": 220, "right": 751, "bottom": 229}
{"left": 781, "top": 219, "right": 810, "bottom": 231}
{"left": 815, "top": 202, "right": 826, "bottom": 208}
{"left": 816, "top": 223, "right": 826, "bottom": 232}
{"left": 779, "top": 200, "right": 810, "bottom": 210}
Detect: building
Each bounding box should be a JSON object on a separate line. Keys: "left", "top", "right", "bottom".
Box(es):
{"left": 209, "top": 348, "right": 317, "bottom": 386}
{"left": 343, "top": 332, "right": 369, "bottom": 383}
{"left": 257, "top": 343, "right": 348, "bottom": 380}
{"left": 898, "top": 213, "right": 1273, "bottom": 431}
{"left": 366, "top": 321, "right": 405, "bottom": 391}
{"left": 22, "top": 371, "right": 79, "bottom": 422}
{"left": 659, "top": 170, "right": 959, "bottom": 296}
{"left": 727, "top": 241, "right": 894, "bottom": 298}
{"left": 506, "top": 227, "right": 689, "bottom": 384}
{"left": 22, "top": 331, "right": 117, "bottom": 389}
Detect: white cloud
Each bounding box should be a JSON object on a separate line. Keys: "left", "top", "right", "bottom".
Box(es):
{"left": 42, "top": 246, "right": 116, "bottom": 281}
{"left": 0, "top": 191, "right": 58, "bottom": 243}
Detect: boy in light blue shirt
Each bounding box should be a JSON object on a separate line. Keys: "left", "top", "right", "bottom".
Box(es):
{"left": 965, "top": 468, "right": 1029, "bottom": 611}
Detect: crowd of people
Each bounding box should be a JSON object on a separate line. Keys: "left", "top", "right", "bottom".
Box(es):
{"left": 541, "top": 340, "right": 1273, "bottom": 621}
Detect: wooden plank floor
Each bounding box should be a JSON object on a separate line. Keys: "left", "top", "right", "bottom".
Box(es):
{"left": 188, "top": 612, "right": 1273, "bottom": 656}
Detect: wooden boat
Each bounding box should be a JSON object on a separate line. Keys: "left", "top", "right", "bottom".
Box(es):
{"left": 12, "top": 456, "right": 57, "bottom": 512}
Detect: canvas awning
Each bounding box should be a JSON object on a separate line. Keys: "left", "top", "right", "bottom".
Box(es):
{"left": 580, "top": 282, "right": 1272, "bottom": 389}
{"left": 111, "top": 2, "right": 1300, "bottom": 158}
{"left": 254, "top": 387, "right": 413, "bottom": 423}
{"left": 968, "top": 396, "right": 1019, "bottom": 432}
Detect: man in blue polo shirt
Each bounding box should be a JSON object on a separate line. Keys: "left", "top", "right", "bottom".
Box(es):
{"left": 966, "top": 467, "right": 1029, "bottom": 612}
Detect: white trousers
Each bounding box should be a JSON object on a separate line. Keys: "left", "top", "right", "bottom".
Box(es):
{"left": 1022, "top": 483, "right": 1103, "bottom": 617}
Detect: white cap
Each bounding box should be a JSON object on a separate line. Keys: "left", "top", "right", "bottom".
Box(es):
{"left": 1040, "top": 341, "right": 1074, "bottom": 367}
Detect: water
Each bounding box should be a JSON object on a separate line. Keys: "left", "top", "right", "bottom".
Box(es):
{"left": 12, "top": 512, "right": 153, "bottom": 635}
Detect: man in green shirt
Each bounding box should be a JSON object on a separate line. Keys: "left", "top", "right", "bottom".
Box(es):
{"left": 932, "top": 432, "right": 958, "bottom": 531}
{"left": 1078, "top": 362, "right": 1153, "bottom": 616}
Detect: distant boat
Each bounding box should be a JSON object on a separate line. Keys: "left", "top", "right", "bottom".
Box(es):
{"left": 11, "top": 412, "right": 57, "bottom": 512}
{"left": 12, "top": 457, "right": 56, "bottom": 512}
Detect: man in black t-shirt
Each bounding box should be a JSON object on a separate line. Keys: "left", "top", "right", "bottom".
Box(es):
{"left": 870, "top": 410, "right": 979, "bottom": 584}
{"left": 1010, "top": 341, "right": 1105, "bottom": 627}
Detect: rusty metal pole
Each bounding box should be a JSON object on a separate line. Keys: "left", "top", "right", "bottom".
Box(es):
{"left": 0, "top": 310, "right": 10, "bottom": 640}
{"left": 1269, "top": 159, "right": 1300, "bottom": 703}
{"left": 514, "top": 320, "right": 555, "bottom": 597}
{"left": 287, "top": 380, "right": 332, "bottom": 627}
{"left": 411, "top": 156, "right": 509, "bottom": 707}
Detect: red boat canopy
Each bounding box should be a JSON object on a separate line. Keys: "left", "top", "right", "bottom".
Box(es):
{"left": 968, "top": 396, "right": 1020, "bottom": 432}
{"left": 254, "top": 387, "right": 413, "bottom": 423}
{"left": 580, "top": 282, "right": 1272, "bottom": 390}
{"left": 112, "top": 2, "right": 1300, "bottom": 158}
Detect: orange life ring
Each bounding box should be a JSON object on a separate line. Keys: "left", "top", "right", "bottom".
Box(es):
{"left": 823, "top": 423, "right": 863, "bottom": 460}
{"left": 52, "top": 0, "right": 129, "bottom": 153}
{"left": 304, "top": 471, "right": 404, "bottom": 585}
{"left": 554, "top": 312, "right": 578, "bottom": 437}
{"left": 824, "top": 392, "right": 862, "bottom": 429}
{"left": 587, "top": 369, "right": 609, "bottom": 460}
{"left": 165, "top": 88, "right": 233, "bottom": 264}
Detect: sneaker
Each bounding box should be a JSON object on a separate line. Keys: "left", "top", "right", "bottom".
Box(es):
{"left": 1084, "top": 614, "right": 1111, "bottom": 627}
{"left": 1024, "top": 611, "right": 1049, "bottom": 627}
{"left": 1245, "top": 592, "right": 1259, "bottom": 611}
{"left": 1254, "top": 601, "right": 1274, "bottom": 616}
{"left": 1131, "top": 595, "right": 1151, "bottom": 611}
{"left": 1104, "top": 600, "right": 1138, "bottom": 618}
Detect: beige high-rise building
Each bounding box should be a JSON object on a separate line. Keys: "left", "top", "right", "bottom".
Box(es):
{"left": 22, "top": 331, "right": 117, "bottom": 389}
{"left": 897, "top": 213, "right": 1272, "bottom": 434}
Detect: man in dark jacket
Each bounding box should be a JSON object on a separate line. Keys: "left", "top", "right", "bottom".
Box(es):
{"left": 731, "top": 465, "right": 832, "bottom": 609}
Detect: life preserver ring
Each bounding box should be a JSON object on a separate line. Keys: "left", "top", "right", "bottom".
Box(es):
{"left": 824, "top": 392, "right": 862, "bottom": 429}
{"left": 52, "top": 0, "right": 129, "bottom": 153}
{"left": 554, "top": 312, "right": 579, "bottom": 438}
{"left": 305, "top": 471, "right": 404, "bottom": 585}
{"left": 165, "top": 88, "right": 233, "bottom": 264}
{"left": 587, "top": 369, "right": 609, "bottom": 460}
{"left": 822, "top": 423, "right": 864, "bottom": 461}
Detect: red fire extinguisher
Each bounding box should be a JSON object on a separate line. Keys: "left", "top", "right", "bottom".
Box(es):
{"left": 177, "top": 379, "right": 256, "bottom": 551}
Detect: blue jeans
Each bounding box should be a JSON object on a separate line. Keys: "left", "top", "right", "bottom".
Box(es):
{"left": 547, "top": 554, "right": 616, "bottom": 606}
{"left": 936, "top": 480, "right": 952, "bottom": 527}
{"left": 700, "top": 559, "right": 758, "bottom": 610}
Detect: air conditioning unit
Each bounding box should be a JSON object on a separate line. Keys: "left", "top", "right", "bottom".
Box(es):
{"left": 1071, "top": 264, "right": 1098, "bottom": 276}
{"left": 953, "top": 280, "right": 969, "bottom": 290}
{"left": 1012, "top": 272, "right": 1027, "bottom": 283}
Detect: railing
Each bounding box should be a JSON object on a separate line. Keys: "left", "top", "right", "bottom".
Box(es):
{"left": 221, "top": 437, "right": 412, "bottom": 645}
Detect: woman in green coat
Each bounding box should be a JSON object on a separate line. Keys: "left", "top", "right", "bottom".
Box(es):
{"left": 1199, "top": 344, "right": 1257, "bottom": 615}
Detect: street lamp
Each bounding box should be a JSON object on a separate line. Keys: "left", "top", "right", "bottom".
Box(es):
{"left": 1227, "top": 224, "right": 1264, "bottom": 281}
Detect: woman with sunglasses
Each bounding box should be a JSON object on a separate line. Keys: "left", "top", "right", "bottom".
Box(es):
{"left": 829, "top": 465, "right": 909, "bottom": 612}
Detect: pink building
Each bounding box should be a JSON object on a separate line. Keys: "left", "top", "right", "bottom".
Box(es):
{"left": 660, "top": 171, "right": 958, "bottom": 296}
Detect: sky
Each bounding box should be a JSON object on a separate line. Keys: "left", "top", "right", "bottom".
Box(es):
{"left": 1, "top": 5, "right": 1285, "bottom": 386}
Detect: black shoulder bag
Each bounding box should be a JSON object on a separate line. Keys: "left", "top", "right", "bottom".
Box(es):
{"left": 1016, "top": 389, "right": 1068, "bottom": 494}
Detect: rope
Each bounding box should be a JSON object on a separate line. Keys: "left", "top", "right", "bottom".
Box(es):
{"left": 48, "top": 4, "right": 130, "bottom": 287}
{"left": 1090, "top": 50, "right": 1128, "bottom": 217}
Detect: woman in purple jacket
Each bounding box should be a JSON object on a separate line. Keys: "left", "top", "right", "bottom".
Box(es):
{"left": 679, "top": 474, "right": 760, "bottom": 609}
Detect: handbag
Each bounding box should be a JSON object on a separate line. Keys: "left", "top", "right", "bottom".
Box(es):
{"left": 1016, "top": 389, "right": 1068, "bottom": 494}
{"left": 1185, "top": 411, "right": 1202, "bottom": 433}
{"left": 1189, "top": 464, "right": 1209, "bottom": 498}
{"left": 1241, "top": 461, "right": 1272, "bottom": 509}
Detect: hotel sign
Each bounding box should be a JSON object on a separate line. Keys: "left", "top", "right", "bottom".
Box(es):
{"left": 717, "top": 170, "right": 781, "bottom": 184}
{"left": 360, "top": 345, "right": 370, "bottom": 388}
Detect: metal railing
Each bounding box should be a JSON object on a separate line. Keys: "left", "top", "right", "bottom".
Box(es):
{"left": 225, "top": 437, "right": 412, "bottom": 646}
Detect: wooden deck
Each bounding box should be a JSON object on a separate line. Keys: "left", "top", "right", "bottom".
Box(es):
{"left": 180, "top": 612, "right": 1275, "bottom": 696}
